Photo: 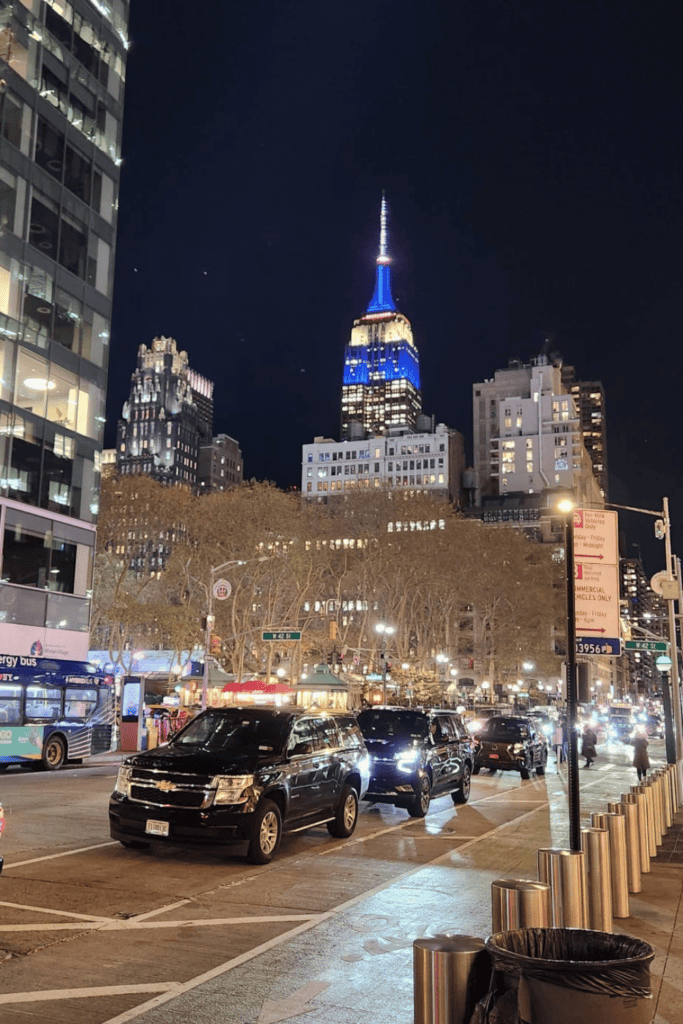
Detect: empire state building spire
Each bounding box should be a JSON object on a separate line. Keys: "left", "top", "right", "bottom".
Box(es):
{"left": 367, "top": 192, "right": 396, "bottom": 313}
{"left": 341, "top": 196, "right": 421, "bottom": 440}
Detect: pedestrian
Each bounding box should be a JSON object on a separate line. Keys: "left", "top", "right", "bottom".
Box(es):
{"left": 561, "top": 716, "right": 569, "bottom": 763}
{"left": 632, "top": 730, "right": 650, "bottom": 781}
{"left": 581, "top": 722, "right": 598, "bottom": 768}
{"left": 552, "top": 721, "right": 565, "bottom": 770}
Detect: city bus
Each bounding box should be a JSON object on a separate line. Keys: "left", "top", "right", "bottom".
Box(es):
{"left": 0, "top": 656, "right": 115, "bottom": 770}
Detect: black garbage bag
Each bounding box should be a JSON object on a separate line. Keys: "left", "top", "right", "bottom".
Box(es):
{"left": 474, "top": 928, "right": 655, "bottom": 1024}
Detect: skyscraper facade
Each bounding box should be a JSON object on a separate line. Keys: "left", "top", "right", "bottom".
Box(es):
{"left": 116, "top": 336, "right": 212, "bottom": 488}
{"left": 341, "top": 197, "right": 421, "bottom": 440}
{"left": 0, "top": 0, "right": 129, "bottom": 659}
{"left": 561, "top": 367, "right": 608, "bottom": 501}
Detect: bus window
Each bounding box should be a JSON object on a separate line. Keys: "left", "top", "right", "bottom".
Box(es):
{"left": 25, "top": 686, "right": 62, "bottom": 721}
{"left": 64, "top": 687, "right": 98, "bottom": 719}
{"left": 0, "top": 684, "right": 23, "bottom": 724}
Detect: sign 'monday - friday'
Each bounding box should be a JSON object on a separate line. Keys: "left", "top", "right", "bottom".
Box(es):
{"left": 573, "top": 508, "right": 621, "bottom": 643}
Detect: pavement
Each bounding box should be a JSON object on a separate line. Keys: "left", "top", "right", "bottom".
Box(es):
{"left": 85, "top": 750, "right": 683, "bottom": 1024}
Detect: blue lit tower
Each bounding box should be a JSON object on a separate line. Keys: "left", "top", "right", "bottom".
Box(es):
{"left": 341, "top": 197, "right": 422, "bottom": 440}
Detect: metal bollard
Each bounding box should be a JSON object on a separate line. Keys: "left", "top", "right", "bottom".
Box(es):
{"left": 626, "top": 790, "right": 652, "bottom": 873}
{"left": 581, "top": 827, "right": 613, "bottom": 932}
{"left": 671, "top": 762, "right": 681, "bottom": 809}
{"left": 660, "top": 769, "right": 674, "bottom": 827}
{"left": 537, "top": 848, "right": 588, "bottom": 928}
{"left": 413, "top": 934, "right": 491, "bottom": 1024}
{"left": 633, "top": 784, "right": 657, "bottom": 858}
{"left": 611, "top": 799, "right": 642, "bottom": 893}
{"left": 646, "top": 775, "right": 666, "bottom": 842}
{"left": 666, "top": 764, "right": 679, "bottom": 817}
{"left": 592, "top": 811, "right": 630, "bottom": 917}
{"left": 491, "top": 878, "right": 551, "bottom": 932}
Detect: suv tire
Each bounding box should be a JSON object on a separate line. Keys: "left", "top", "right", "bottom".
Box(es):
{"left": 520, "top": 765, "right": 531, "bottom": 780}
{"left": 247, "top": 799, "right": 282, "bottom": 865}
{"left": 327, "top": 785, "right": 358, "bottom": 838}
{"left": 452, "top": 764, "right": 471, "bottom": 804}
{"left": 472, "top": 764, "right": 481, "bottom": 775}
{"left": 408, "top": 775, "right": 431, "bottom": 818}
{"left": 536, "top": 751, "right": 547, "bottom": 776}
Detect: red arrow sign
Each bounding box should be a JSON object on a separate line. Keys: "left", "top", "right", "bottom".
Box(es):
{"left": 579, "top": 627, "right": 606, "bottom": 633}
{"left": 576, "top": 553, "right": 604, "bottom": 560}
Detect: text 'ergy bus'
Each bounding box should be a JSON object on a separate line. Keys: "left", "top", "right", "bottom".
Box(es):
{"left": 0, "top": 656, "right": 115, "bottom": 770}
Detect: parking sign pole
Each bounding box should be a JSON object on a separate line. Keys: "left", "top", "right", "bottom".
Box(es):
{"left": 564, "top": 508, "right": 581, "bottom": 853}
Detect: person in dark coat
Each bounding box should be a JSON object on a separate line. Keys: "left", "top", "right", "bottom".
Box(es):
{"left": 581, "top": 723, "right": 598, "bottom": 768}
{"left": 632, "top": 731, "right": 650, "bottom": 781}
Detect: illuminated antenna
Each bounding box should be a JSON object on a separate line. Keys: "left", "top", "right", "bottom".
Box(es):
{"left": 377, "top": 191, "right": 390, "bottom": 264}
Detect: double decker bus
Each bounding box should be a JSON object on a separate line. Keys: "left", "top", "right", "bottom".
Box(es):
{"left": 0, "top": 656, "right": 115, "bottom": 770}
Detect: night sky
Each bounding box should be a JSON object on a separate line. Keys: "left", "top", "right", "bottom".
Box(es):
{"left": 108, "top": 1, "right": 683, "bottom": 571}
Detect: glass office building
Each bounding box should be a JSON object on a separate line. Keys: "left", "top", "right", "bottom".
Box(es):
{"left": 0, "top": 0, "right": 128, "bottom": 658}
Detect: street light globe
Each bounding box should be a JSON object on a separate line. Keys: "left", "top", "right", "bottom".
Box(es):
{"left": 522, "top": 660, "right": 534, "bottom": 672}
{"left": 558, "top": 499, "right": 574, "bottom": 513}
{"left": 436, "top": 653, "right": 449, "bottom": 664}
{"left": 481, "top": 681, "right": 490, "bottom": 690}
{"left": 450, "top": 668, "right": 458, "bottom": 677}
{"left": 402, "top": 662, "right": 410, "bottom": 671}
{"left": 276, "top": 668, "right": 286, "bottom": 677}
{"left": 376, "top": 623, "right": 395, "bottom": 636}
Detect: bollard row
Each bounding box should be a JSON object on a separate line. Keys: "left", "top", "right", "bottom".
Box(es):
{"left": 489, "top": 761, "right": 680, "bottom": 933}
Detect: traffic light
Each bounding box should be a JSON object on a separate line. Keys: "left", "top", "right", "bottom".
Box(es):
{"left": 655, "top": 519, "right": 666, "bottom": 540}
{"left": 210, "top": 635, "right": 222, "bottom": 655}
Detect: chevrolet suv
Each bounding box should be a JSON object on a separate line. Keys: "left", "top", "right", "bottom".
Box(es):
{"left": 472, "top": 715, "right": 548, "bottom": 779}
{"left": 109, "top": 706, "right": 369, "bottom": 864}
{"left": 356, "top": 706, "right": 473, "bottom": 817}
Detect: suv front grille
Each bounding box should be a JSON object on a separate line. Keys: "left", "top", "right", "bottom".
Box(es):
{"left": 127, "top": 767, "right": 215, "bottom": 809}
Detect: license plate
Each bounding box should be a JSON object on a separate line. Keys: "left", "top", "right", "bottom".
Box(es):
{"left": 145, "top": 819, "right": 169, "bottom": 836}
{"left": 489, "top": 753, "right": 499, "bottom": 759}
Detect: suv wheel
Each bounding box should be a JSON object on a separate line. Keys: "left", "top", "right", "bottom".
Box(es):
{"left": 408, "top": 775, "right": 431, "bottom": 818}
{"left": 327, "top": 785, "right": 358, "bottom": 838}
{"left": 452, "top": 764, "right": 471, "bottom": 805}
{"left": 520, "top": 765, "right": 531, "bottom": 780}
{"left": 472, "top": 764, "right": 481, "bottom": 775}
{"left": 247, "top": 799, "right": 282, "bottom": 864}
{"left": 536, "top": 751, "right": 547, "bottom": 777}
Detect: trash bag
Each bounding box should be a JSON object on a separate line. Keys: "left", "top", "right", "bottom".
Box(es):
{"left": 484, "top": 928, "right": 654, "bottom": 1024}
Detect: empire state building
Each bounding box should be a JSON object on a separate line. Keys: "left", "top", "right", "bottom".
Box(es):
{"left": 341, "top": 198, "right": 422, "bottom": 440}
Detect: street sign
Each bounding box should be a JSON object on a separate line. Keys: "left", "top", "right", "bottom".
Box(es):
{"left": 213, "top": 579, "right": 231, "bottom": 601}
{"left": 624, "top": 639, "right": 669, "bottom": 652}
{"left": 573, "top": 509, "right": 621, "bottom": 649}
{"left": 576, "top": 637, "right": 622, "bottom": 656}
{"left": 262, "top": 630, "right": 301, "bottom": 641}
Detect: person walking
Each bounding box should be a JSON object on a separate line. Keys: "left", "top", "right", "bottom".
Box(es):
{"left": 632, "top": 731, "right": 650, "bottom": 781}
{"left": 553, "top": 721, "right": 565, "bottom": 770}
{"left": 581, "top": 722, "right": 598, "bottom": 768}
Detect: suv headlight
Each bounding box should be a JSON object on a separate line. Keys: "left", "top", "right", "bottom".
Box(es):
{"left": 115, "top": 766, "right": 132, "bottom": 796}
{"left": 212, "top": 775, "right": 255, "bottom": 805}
{"left": 511, "top": 743, "right": 525, "bottom": 755}
{"left": 395, "top": 748, "right": 420, "bottom": 773}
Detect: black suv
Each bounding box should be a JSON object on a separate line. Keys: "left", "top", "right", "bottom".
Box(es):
{"left": 109, "top": 706, "right": 369, "bottom": 864}
{"left": 356, "top": 706, "right": 473, "bottom": 817}
{"left": 472, "top": 715, "right": 548, "bottom": 779}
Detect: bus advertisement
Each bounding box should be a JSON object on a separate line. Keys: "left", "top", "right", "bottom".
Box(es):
{"left": 0, "top": 656, "right": 115, "bottom": 770}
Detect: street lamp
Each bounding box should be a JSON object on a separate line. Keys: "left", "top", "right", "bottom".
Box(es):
{"left": 375, "top": 623, "right": 395, "bottom": 704}
{"left": 436, "top": 653, "right": 449, "bottom": 706}
{"left": 202, "top": 556, "right": 270, "bottom": 711}
{"left": 481, "top": 680, "right": 491, "bottom": 705}
{"left": 656, "top": 654, "right": 677, "bottom": 765}
{"left": 557, "top": 497, "right": 581, "bottom": 853}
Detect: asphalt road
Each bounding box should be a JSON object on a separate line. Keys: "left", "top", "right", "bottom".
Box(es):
{"left": 0, "top": 737, "right": 664, "bottom": 1024}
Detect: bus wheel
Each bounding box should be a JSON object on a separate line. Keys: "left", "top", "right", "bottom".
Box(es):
{"left": 42, "top": 736, "right": 66, "bottom": 771}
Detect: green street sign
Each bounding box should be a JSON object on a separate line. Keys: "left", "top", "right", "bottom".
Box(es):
{"left": 624, "top": 640, "right": 668, "bottom": 652}
{"left": 262, "top": 630, "right": 301, "bottom": 641}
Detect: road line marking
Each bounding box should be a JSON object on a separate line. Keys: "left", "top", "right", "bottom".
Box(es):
{"left": 102, "top": 798, "right": 556, "bottom": 1024}
{"left": 0, "top": 900, "right": 111, "bottom": 923}
{"left": 0, "top": 914, "right": 320, "bottom": 934}
{"left": 3, "top": 841, "right": 119, "bottom": 870}
{"left": 0, "top": 983, "right": 179, "bottom": 1006}
{"left": 131, "top": 899, "right": 193, "bottom": 922}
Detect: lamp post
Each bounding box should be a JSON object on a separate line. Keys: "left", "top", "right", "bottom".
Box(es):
{"left": 436, "top": 653, "right": 449, "bottom": 706}
{"left": 376, "top": 623, "right": 395, "bottom": 704}
{"left": 201, "top": 556, "right": 271, "bottom": 711}
{"left": 558, "top": 497, "right": 581, "bottom": 853}
{"left": 656, "top": 654, "right": 677, "bottom": 765}
{"left": 481, "top": 680, "right": 491, "bottom": 705}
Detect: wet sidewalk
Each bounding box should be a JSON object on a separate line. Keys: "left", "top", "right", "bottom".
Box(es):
{"left": 103, "top": 761, "right": 683, "bottom": 1024}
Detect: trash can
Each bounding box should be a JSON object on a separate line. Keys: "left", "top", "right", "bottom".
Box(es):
{"left": 483, "top": 928, "right": 654, "bottom": 1024}
{"left": 413, "top": 934, "right": 491, "bottom": 1024}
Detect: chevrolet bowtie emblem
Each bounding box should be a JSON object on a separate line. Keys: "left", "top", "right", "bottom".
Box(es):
{"left": 156, "top": 780, "right": 176, "bottom": 792}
